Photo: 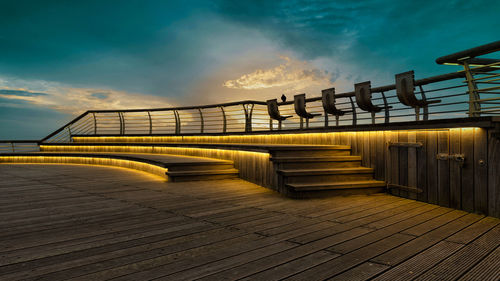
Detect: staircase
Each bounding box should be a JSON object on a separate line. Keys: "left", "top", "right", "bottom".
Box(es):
{"left": 1, "top": 137, "right": 386, "bottom": 196}
{"left": 270, "top": 146, "right": 385, "bottom": 198}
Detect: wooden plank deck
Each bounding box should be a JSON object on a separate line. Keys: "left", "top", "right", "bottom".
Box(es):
{"left": 0, "top": 164, "right": 499, "bottom": 280}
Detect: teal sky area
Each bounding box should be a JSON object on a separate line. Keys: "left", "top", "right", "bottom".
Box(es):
{"left": 0, "top": 0, "right": 498, "bottom": 139}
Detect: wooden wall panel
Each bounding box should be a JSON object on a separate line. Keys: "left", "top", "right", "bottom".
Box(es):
{"left": 460, "top": 128, "right": 474, "bottom": 212}
{"left": 416, "top": 131, "right": 427, "bottom": 202}
{"left": 473, "top": 128, "right": 488, "bottom": 214}
{"left": 398, "top": 131, "right": 409, "bottom": 198}
{"left": 72, "top": 127, "right": 500, "bottom": 217}
{"left": 488, "top": 130, "right": 500, "bottom": 218}
{"left": 426, "top": 131, "right": 438, "bottom": 205}
{"left": 449, "top": 129, "right": 462, "bottom": 209}
{"left": 407, "top": 131, "right": 417, "bottom": 200}
{"left": 437, "top": 130, "right": 450, "bottom": 207}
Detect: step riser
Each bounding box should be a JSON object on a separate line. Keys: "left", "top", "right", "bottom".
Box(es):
{"left": 284, "top": 187, "right": 385, "bottom": 199}
{"left": 167, "top": 164, "right": 234, "bottom": 172}
{"left": 278, "top": 161, "right": 361, "bottom": 169}
{"left": 272, "top": 150, "right": 351, "bottom": 157}
{"left": 285, "top": 174, "right": 374, "bottom": 184}
{"left": 168, "top": 174, "right": 238, "bottom": 182}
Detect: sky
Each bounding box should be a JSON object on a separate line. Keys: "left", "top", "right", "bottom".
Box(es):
{"left": 1, "top": 0, "right": 498, "bottom": 139}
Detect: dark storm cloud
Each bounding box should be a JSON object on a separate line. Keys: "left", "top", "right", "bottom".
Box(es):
{"left": 213, "top": 0, "right": 500, "bottom": 75}
{"left": 0, "top": 89, "right": 48, "bottom": 97}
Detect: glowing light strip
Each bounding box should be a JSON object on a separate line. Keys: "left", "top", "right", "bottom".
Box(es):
{"left": 73, "top": 128, "right": 482, "bottom": 145}
{"left": 0, "top": 156, "right": 167, "bottom": 179}
{"left": 39, "top": 145, "right": 270, "bottom": 159}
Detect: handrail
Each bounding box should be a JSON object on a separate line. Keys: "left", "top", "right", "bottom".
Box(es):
{"left": 436, "top": 40, "right": 500, "bottom": 65}
{"left": 85, "top": 100, "right": 267, "bottom": 113}
{"left": 0, "top": 140, "right": 40, "bottom": 153}
{"left": 29, "top": 41, "right": 500, "bottom": 143}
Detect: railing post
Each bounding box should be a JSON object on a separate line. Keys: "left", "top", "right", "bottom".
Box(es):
{"left": 349, "top": 96, "right": 357, "bottom": 126}
{"left": 147, "top": 111, "right": 152, "bottom": 135}
{"left": 381, "top": 91, "right": 390, "bottom": 123}
{"left": 220, "top": 106, "right": 227, "bottom": 133}
{"left": 118, "top": 112, "right": 124, "bottom": 135}
{"left": 174, "top": 110, "right": 181, "bottom": 135}
{"left": 67, "top": 126, "right": 72, "bottom": 142}
{"left": 242, "top": 104, "right": 254, "bottom": 132}
{"left": 92, "top": 113, "right": 97, "bottom": 135}
{"left": 198, "top": 108, "right": 204, "bottom": 133}
{"left": 462, "top": 60, "right": 481, "bottom": 117}
{"left": 11, "top": 142, "right": 15, "bottom": 153}
{"left": 418, "top": 85, "right": 430, "bottom": 121}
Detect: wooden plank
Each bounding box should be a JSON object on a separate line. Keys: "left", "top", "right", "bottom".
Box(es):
{"left": 398, "top": 131, "right": 409, "bottom": 198}
{"left": 370, "top": 131, "right": 377, "bottom": 170}
{"left": 488, "top": 129, "right": 500, "bottom": 218}
{"left": 416, "top": 131, "right": 428, "bottom": 202}
{"left": 372, "top": 213, "right": 482, "bottom": 266}
{"left": 375, "top": 131, "right": 385, "bottom": 181}
{"left": 389, "top": 131, "right": 400, "bottom": 196}
{"left": 449, "top": 128, "right": 462, "bottom": 209}
{"left": 371, "top": 241, "right": 463, "bottom": 281}
{"left": 416, "top": 224, "right": 500, "bottom": 281}
{"left": 473, "top": 128, "right": 488, "bottom": 214}
{"left": 437, "top": 130, "right": 450, "bottom": 207}
{"left": 241, "top": 251, "right": 338, "bottom": 280}
{"left": 362, "top": 132, "right": 370, "bottom": 167}
{"left": 426, "top": 130, "right": 438, "bottom": 204}
{"left": 407, "top": 131, "right": 417, "bottom": 200}
{"left": 460, "top": 128, "right": 474, "bottom": 212}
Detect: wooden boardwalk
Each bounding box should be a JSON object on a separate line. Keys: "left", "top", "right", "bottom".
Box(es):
{"left": 0, "top": 164, "right": 499, "bottom": 280}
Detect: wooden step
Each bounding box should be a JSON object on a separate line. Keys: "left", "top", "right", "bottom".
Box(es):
{"left": 271, "top": 156, "right": 361, "bottom": 169}
{"left": 278, "top": 167, "right": 374, "bottom": 176}
{"left": 270, "top": 147, "right": 351, "bottom": 157}
{"left": 279, "top": 167, "right": 375, "bottom": 184}
{"left": 286, "top": 180, "right": 386, "bottom": 191}
{"left": 166, "top": 169, "right": 239, "bottom": 182}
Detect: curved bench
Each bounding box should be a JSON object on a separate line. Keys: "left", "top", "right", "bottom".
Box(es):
{"left": 0, "top": 152, "right": 238, "bottom": 181}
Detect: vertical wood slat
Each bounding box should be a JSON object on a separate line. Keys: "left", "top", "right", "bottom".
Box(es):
{"left": 362, "top": 132, "right": 370, "bottom": 167}
{"left": 370, "top": 131, "right": 377, "bottom": 171}
{"left": 427, "top": 131, "right": 438, "bottom": 204}
{"left": 488, "top": 129, "right": 500, "bottom": 218}
{"left": 473, "top": 128, "right": 488, "bottom": 214}
{"left": 398, "top": 131, "right": 409, "bottom": 198}
{"left": 460, "top": 128, "right": 474, "bottom": 212}
{"left": 389, "top": 131, "right": 400, "bottom": 196}
{"left": 449, "top": 128, "right": 462, "bottom": 209}
{"left": 407, "top": 131, "right": 417, "bottom": 200}
{"left": 438, "top": 130, "right": 450, "bottom": 207}
{"left": 375, "top": 131, "right": 385, "bottom": 181}
{"left": 416, "top": 131, "right": 427, "bottom": 202}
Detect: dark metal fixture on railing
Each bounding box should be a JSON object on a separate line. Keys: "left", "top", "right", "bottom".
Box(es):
{"left": 294, "top": 94, "right": 321, "bottom": 129}
{"left": 15, "top": 41, "right": 497, "bottom": 145}
{"left": 266, "top": 99, "right": 292, "bottom": 130}
{"left": 321, "top": 88, "right": 351, "bottom": 127}
{"left": 395, "top": 71, "right": 440, "bottom": 121}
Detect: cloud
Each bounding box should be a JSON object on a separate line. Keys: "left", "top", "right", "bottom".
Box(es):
{"left": 223, "top": 56, "right": 336, "bottom": 92}
{"left": 0, "top": 89, "right": 47, "bottom": 97}
{"left": 0, "top": 77, "right": 175, "bottom": 114}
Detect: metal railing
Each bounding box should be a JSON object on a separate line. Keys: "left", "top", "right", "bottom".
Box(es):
{"left": 0, "top": 140, "right": 40, "bottom": 153}
{"left": 27, "top": 41, "right": 500, "bottom": 143}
